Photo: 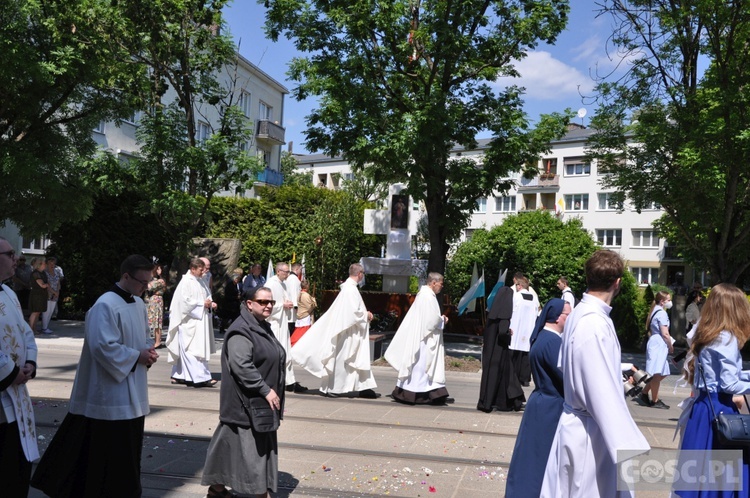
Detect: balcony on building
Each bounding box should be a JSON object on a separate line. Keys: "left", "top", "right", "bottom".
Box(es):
{"left": 255, "top": 167, "right": 284, "bottom": 186}
{"left": 256, "top": 119, "right": 285, "bottom": 144}
{"left": 517, "top": 173, "right": 560, "bottom": 192}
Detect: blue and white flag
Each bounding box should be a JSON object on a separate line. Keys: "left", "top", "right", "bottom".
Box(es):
{"left": 486, "top": 268, "right": 508, "bottom": 310}
{"left": 467, "top": 263, "right": 478, "bottom": 313}
{"left": 457, "top": 268, "right": 485, "bottom": 315}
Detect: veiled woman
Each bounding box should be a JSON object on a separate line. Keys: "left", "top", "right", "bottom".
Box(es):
{"left": 202, "top": 286, "right": 285, "bottom": 498}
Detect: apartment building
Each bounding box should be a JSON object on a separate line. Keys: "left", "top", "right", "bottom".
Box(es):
{"left": 295, "top": 126, "right": 704, "bottom": 287}
{"left": 1, "top": 52, "right": 288, "bottom": 256}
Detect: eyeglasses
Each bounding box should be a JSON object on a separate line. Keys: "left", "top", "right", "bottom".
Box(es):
{"left": 128, "top": 274, "right": 150, "bottom": 286}
{"left": 278, "top": 269, "right": 290, "bottom": 274}
{"left": 253, "top": 299, "right": 276, "bottom": 306}
{"left": 0, "top": 250, "right": 16, "bottom": 258}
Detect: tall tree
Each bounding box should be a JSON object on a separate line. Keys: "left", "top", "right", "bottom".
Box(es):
{"left": 588, "top": 0, "right": 750, "bottom": 283}
{"left": 263, "top": 0, "right": 571, "bottom": 273}
{"left": 0, "top": 0, "right": 146, "bottom": 235}
{"left": 115, "top": 0, "right": 261, "bottom": 248}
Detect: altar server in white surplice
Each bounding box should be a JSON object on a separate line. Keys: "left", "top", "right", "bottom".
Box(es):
{"left": 31, "top": 254, "right": 159, "bottom": 498}
{"left": 165, "top": 258, "right": 218, "bottom": 388}
{"left": 292, "top": 263, "right": 378, "bottom": 398}
{"left": 0, "top": 237, "right": 39, "bottom": 497}
{"left": 509, "top": 276, "right": 538, "bottom": 386}
{"left": 266, "top": 261, "right": 298, "bottom": 389}
{"left": 385, "top": 272, "right": 452, "bottom": 405}
{"left": 541, "top": 250, "right": 650, "bottom": 498}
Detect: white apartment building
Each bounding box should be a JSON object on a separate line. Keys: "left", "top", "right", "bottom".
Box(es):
{"left": 295, "top": 125, "right": 703, "bottom": 287}
{"left": 2, "top": 52, "right": 288, "bottom": 256}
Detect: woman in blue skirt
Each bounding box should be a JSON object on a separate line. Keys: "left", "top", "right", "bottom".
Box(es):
{"left": 677, "top": 283, "right": 750, "bottom": 497}
{"left": 641, "top": 290, "right": 673, "bottom": 408}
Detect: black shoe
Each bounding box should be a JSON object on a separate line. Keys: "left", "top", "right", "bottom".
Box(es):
{"left": 320, "top": 390, "right": 338, "bottom": 398}
{"left": 638, "top": 393, "right": 653, "bottom": 406}
{"left": 286, "top": 382, "right": 309, "bottom": 393}
{"left": 358, "top": 389, "right": 380, "bottom": 399}
{"left": 444, "top": 397, "right": 455, "bottom": 404}
{"left": 652, "top": 399, "right": 670, "bottom": 409}
{"left": 193, "top": 379, "right": 218, "bottom": 388}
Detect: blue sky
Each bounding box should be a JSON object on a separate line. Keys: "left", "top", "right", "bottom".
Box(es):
{"left": 224, "top": 0, "right": 626, "bottom": 154}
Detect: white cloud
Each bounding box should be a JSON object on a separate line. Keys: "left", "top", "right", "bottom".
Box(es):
{"left": 494, "top": 51, "right": 595, "bottom": 100}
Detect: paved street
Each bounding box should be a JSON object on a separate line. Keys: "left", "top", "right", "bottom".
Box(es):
{"left": 27, "top": 321, "right": 688, "bottom": 497}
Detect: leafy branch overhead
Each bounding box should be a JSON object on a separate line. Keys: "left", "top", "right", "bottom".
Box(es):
{"left": 588, "top": 0, "right": 750, "bottom": 284}
{"left": 263, "top": 0, "right": 572, "bottom": 273}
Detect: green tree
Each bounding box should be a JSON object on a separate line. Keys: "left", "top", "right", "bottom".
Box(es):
{"left": 446, "top": 210, "right": 643, "bottom": 344}
{"left": 206, "top": 185, "right": 381, "bottom": 291}
{"left": 340, "top": 172, "right": 389, "bottom": 204}
{"left": 446, "top": 211, "right": 597, "bottom": 303}
{"left": 120, "top": 0, "right": 260, "bottom": 248}
{"left": 588, "top": 0, "right": 750, "bottom": 283}
{"left": 281, "top": 150, "right": 313, "bottom": 186}
{"left": 263, "top": 0, "right": 571, "bottom": 274}
{"left": 0, "top": 0, "right": 147, "bottom": 235}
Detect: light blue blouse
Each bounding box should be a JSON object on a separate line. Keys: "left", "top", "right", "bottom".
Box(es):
{"left": 694, "top": 330, "right": 750, "bottom": 394}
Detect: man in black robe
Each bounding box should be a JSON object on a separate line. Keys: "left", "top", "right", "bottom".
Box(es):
{"left": 477, "top": 285, "right": 525, "bottom": 412}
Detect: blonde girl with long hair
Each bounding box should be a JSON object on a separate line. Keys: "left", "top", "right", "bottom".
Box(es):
{"left": 676, "top": 283, "right": 750, "bottom": 497}
{"left": 640, "top": 290, "right": 673, "bottom": 408}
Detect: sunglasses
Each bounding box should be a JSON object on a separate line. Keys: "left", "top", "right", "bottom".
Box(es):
{"left": 253, "top": 299, "right": 276, "bottom": 306}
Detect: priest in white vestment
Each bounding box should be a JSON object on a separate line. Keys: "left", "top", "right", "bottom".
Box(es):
{"left": 266, "top": 261, "right": 300, "bottom": 390}
{"left": 165, "top": 258, "right": 217, "bottom": 387}
{"left": 541, "top": 250, "right": 650, "bottom": 498}
{"left": 31, "top": 254, "right": 159, "bottom": 497}
{"left": 0, "top": 238, "right": 39, "bottom": 497}
{"left": 292, "top": 263, "right": 378, "bottom": 398}
{"left": 385, "top": 272, "right": 452, "bottom": 405}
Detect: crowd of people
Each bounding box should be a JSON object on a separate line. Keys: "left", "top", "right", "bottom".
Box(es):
{"left": 3, "top": 238, "right": 748, "bottom": 497}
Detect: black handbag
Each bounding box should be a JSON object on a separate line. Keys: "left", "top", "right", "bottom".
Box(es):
{"left": 698, "top": 360, "right": 750, "bottom": 448}
{"left": 233, "top": 382, "right": 280, "bottom": 433}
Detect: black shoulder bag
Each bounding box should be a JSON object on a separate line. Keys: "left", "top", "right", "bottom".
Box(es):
{"left": 641, "top": 310, "right": 658, "bottom": 352}
{"left": 697, "top": 359, "right": 750, "bottom": 448}
{"left": 232, "top": 380, "right": 280, "bottom": 433}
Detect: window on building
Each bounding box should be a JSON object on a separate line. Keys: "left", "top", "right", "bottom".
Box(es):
{"left": 642, "top": 201, "right": 662, "bottom": 210}
{"left": 197, "top": 121, "right": 210, "bottom": 143}
{"left": 318, "top": 173, "right": 327, "bottom": 187}
{"left": 631, "top": 267, "right": 659, "bottom": 286}
{"left": 598, "top": 193, "right": 623, "bottom": 211}
{"left": 465, "top": 228, "right": 477, "bottom": 240}
{"left": 93, "top": 121, "right": 105, "bottom": 134}
{"left": 21, "top": 236, "right": 51, "bottom": 252}
{"left": 564, "top": 157, "right": 591, "bottom": 176}
{"left": 632, "top": 230, "right": 660, "bottom": 248}
{"left": 124, "top": 111, "right": 141, "bottom": 125}
{"left": 541, "top": 158, "right": 558, "bottom": 175}
{"left": 564, "top": 194, "right": 589, "bottom": 211}
{"left": 597, "top": 229, "right": 622, "bottom": 247}
{"left": 494, "top": 196, "right": 516, "bottom": 212}
{"left": 240, "top": 91, "right": 252, "bottom": 118}
{"left": 259, "top": 101, "right": 272, "bottom": 121}
{"left": 475, "top": 197, "right": 487, "bottom": 213}
{"left": 257, "top": 148, "right": 270, "bottom": 168}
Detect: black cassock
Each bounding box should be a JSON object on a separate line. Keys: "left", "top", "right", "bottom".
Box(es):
{"left": 477, "top": 286, "right": 525, "bottom": 412}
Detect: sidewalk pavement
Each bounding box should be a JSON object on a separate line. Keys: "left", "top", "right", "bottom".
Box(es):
{"left": 28, "top": 320, "right": 690, "bottom": 497}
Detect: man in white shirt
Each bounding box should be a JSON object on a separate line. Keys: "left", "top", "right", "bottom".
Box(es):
{"left": 557, "top": 276, "right": 577, "bottom": 309}
{"left": 0, "top": 238, "right": 38, "bottom": 497}
{"left": 165, "top": 258, "right": 217, "bottom": 388}
{"left": 266, "top": 262, "right": 304, "bottom": 392}
{"left": 32, "top": 254, "right": 159, "bottom": 497}
{"left": 292, "top": 263, "right": 378, "bottom": 398}
{"left": 541, "top": 250, "right": 650, "bottom": 497}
